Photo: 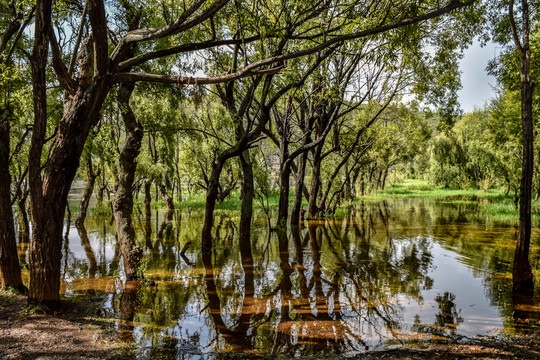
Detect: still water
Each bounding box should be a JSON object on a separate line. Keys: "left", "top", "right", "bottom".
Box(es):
{"left": 22, "top": 199, "right": 540, "bottom": 358}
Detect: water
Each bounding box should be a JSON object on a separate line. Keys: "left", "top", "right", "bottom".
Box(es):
{"left": 22, "top": 198, "right": 540, "bottom": 358}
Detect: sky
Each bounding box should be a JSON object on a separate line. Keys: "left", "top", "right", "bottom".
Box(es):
{"left": 457, "top": 40, "right": 500, "bottom": 113}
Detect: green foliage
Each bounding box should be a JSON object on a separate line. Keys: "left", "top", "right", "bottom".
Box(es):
{"left": 422, "top": 101, "right": 522, "bottom": 192}
{"left": 23, "top": 303, "right": 50, "bottom": 315}
{"left": 91, "top": 201, "right": 113, "bottom": 219}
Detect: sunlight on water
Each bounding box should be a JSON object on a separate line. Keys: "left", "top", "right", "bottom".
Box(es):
{"left": 17, "top": 198, "right": 538, "bottom": 358}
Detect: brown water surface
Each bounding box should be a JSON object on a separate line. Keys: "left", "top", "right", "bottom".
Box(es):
{"left": 21, "top": 198, "right": 539, "bottom": 358}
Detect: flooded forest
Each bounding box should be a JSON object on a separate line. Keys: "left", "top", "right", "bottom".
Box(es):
{"left": 1, "top": 0, "right": 540, "bottom": 359}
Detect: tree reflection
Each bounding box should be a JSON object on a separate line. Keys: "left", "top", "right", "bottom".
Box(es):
{"left": 201, "top": 233, "right": 255, "bottom": 352}
{"left": 77, "top": 225, "right": 98, "bottom": 278}
{"left": 116, "top": 281, "right": 141, "bottom": 343}
{"left": 61, "top": 199, "right": 540, "bottom": 357}
{"left": 411, "top": 292, "right": 463, "bottom": 338}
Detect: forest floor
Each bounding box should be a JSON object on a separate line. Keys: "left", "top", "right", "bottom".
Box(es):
{"left": 1, "top": 292, "right": 539, "bottom": 360}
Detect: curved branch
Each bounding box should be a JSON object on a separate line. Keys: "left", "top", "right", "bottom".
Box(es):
{"left": 111, "top": 0, "right": 229, "bottom": 64}
{"left": 115, "top": 0, "right": 472, "bottom": 88}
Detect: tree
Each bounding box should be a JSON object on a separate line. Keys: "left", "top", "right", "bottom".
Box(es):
{"left": 27, "top": 0, "right": 475, "bottom": 306}
{"left": 508, "top": 0, "right": 535, "bottom": 294}
{"left": 0, "top": 0, "right": 32, "bottom": 292}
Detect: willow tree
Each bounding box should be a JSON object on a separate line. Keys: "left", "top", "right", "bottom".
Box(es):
{"left": 29, "top": 0, "right": 474, "bottom": 306}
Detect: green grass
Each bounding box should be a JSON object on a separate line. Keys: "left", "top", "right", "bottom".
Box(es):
{"left": 175, "top": 190, "right": 285, "bottom": 210}
{"left": 361, "top": 179, "right": 508, "bottom": 201}
{"left": 363, "top": 179, "right": 540, "bottom": 226}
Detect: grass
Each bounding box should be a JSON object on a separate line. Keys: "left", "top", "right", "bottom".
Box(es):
{"left": 71, "top": 179, "right": 539, "bottom": 226}
{"left": 362, "top": 179, "right": 540, "bottom": 226}
{"left": 0, "top": 288, "right": 18, "bottom": 308}
{"left": 361, "top": 179, "right": 508, "bottom": 201}
{"left": 176, "top": 190, "right": 285, "bottom": 210}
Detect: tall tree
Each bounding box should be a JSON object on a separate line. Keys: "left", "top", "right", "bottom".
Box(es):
{"left": 509, "top": 0, "right": 535, "bottom": 294}
{"left": 28, "top": 0, "right": 474, "bottom": 306}
{"left": 0, "top": 0, "right": 32, "bottom": 292}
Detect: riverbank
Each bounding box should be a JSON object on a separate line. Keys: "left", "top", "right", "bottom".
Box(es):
{"left": 361, "top": 179, "right": 540, "bottom": 226}
{"left": 1, "top": 290, "right": 539, "bottom": 360}
{"left": 76, "top": 179, "right": 539, "bottom": 227}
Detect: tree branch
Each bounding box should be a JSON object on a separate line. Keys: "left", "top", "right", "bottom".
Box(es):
{"left": 49, "top": 28, "right": 76, "bottom": 96}
{"left": 87, "top": 0, "right": 108, "bottom": 76}
{"left": 111, "top": 0, "right": 229, "bottom": 64}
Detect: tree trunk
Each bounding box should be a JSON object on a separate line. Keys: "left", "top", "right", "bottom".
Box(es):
{"left": 17, "top": 195, "right": 30, "bottom": 266}
{"left": 276, "top": 126, "right": 291, "bottom": 228}
{"left": 291, "top": 153, "right": 307, "bottom": 226}
{"left": 112, "top": 82, "right": 143, "bottom": 281}
{"left": 511, "top": 0, "right": 535, "bottom": 295}
{"left": 202, "top": 159, "right": 226, "bottom": 252}
{"left": 239, "top": 149, "right": 253, "bottom": 246}
{"left": 18, "top": 195, "right": 30, "bottom": 243}
{"left": 350, "top": 165, "right": 361, "bottom": 200}
{"left": 0, "top": 119, "right": 25, "bottom": 292}
{"left": 277, "top": 162, "right": 291, "bottom": 229}
{"left": 359, "top": 168, "right": 365, "bottom": 196}
{"left": 376, "top": 169, "right": 383, "bottom": 190}
{"left": 144, "top": 181, "right": 152, "bottom": 216}
{"left": 535, "top": 172, "right": 540, "bottom": 202}
{"left": 381, "top": 168, "right": 389, "bottom": 190}
{"left": 308, "top": 143, "right": 323, "bottom": 219}
{"left": 75, "top": 159, "right": 99, "bottom": 227}
{"left": 29, "top": 0, "right": 111, "bottom": 305}
{"left": 159, "top": 184, "right": 175, "bottom": 211}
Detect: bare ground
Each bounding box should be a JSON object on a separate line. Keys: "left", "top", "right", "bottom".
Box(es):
{"left": 1, "top": 292, "right": 539, "bottom": 360}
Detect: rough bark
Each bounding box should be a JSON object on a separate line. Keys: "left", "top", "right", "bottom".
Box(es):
{"left": 0, "top": 118, "right": 25, "bottom": 292}
{"left": 112, "top": 82, "right": 144, "bottom": 281}
{"left": 29, "top": 0, "right": 113, "bottom": 306}
{"left": 510, "top": 0, "right": 535, "bottom": 295}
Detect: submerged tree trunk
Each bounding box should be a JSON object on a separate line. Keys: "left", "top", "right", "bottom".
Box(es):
{"left": 0, "top": 119, "right": 25, "bottom": 292}
{"left": 75, "top": 158, "right": 99, "bottom": 227}
{"left": 510, "top": 0, "right": 535, "bottom": 295}
{"left": 112, "top": 82, "right": 144, "bottom": 281}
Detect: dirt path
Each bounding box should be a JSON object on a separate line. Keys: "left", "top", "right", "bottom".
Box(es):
{"left": 1, "top": 292, "right": 539, "bottom": 359}
{"left": 0, "top": 293, "right": 115, "bottom": 360}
